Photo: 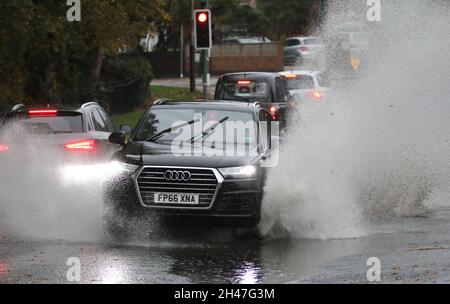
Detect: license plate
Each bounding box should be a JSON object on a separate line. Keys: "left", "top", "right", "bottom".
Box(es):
{"left": 153, "top": 193, "right": 199, "bottom": 205}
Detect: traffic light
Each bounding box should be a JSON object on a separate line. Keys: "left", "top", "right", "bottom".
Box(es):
{"left": 194, "top": 9, "right": 212, "bottom": 50}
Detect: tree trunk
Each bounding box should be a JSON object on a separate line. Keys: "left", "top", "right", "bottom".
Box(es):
{"left": 92, "top": 47, "right": 105, "bottom": 94}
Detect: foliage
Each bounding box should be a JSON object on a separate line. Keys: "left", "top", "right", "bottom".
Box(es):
{"left": 210, "top": 0, "right": 320, "bottom": 40}
{"left": 112, "top": 85, "right": 203, "bottom": 128}
{"left": 101, "top": 55, "right": 153, "bottom": 114}
{"left": 0, "top": 0, "right": 169, "bottom": 109}
{"left": 258, "top": 0, "right": 317, "bottom": 40}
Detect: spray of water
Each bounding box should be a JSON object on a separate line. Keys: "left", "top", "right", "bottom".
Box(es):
{"left": 0, "top": 128, "right": 125, "bottom": 241}
{"left": 1, "top": 1, "right": 449, "bottom": 243}
{"left": 260, "top": 0, "right": 450, "bottom": 240}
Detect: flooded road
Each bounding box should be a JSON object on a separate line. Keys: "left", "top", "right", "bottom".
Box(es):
{"left": 2, "top": 207, "right": 450, "bottom": 284}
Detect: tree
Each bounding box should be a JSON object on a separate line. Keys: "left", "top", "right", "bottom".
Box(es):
{"left": 210, "top": 0, "right": 320, "bottom": 40}
{"left": 257, "top": 0, "right": 317, "bottom": 40}
{"left": 0, "top": 0, "right": 169, "bottom": 108}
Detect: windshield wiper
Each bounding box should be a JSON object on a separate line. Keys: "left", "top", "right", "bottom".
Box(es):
{"left": 145, "top": 119, "right": 200, "bottom": 142}
{"left": 189, "top": 116, "right": 229, "bottom": 143}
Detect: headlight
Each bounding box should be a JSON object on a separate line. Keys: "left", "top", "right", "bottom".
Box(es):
{"left": 219, "top": 166, "right": 257, "bottom": 179}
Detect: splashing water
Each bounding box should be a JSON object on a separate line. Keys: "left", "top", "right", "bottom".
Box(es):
{"left": 260, "top": 0, "right": 450, "bottom": 240}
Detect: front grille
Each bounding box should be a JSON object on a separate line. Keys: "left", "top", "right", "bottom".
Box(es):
{"left": 136, "top": 167, "right": 219, "bottom": 208}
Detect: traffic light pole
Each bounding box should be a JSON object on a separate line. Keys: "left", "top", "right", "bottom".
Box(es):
{"left": 202, "top": 49, "right": 209, "bottom": 99}
{"left": 189, "top": 0, "right": 196, "bottom": 92}
{"left": 202, "top": 0, "right": 209, "bottom": 99}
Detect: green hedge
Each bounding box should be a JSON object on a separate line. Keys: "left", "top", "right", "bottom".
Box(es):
{"left": 101, "top": 55, "right": 153, "bottom": 114}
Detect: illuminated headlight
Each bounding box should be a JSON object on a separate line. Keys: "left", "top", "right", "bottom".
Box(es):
{"left": 59, "top": 162, "right": 139, "bottom": 185}
{"left": 219, "top": 166, "right": 257, "bottom": 179}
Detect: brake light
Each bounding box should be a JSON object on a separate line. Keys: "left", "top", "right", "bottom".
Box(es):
{"left": 28, "top": 109, "right": 58, "bottom": 117}
{"left": 300, "top": 46, "right": 309, "bottom": 52}
{"left": 0, "top": 144, "right": 9, "bottom": 152}
{"left": 306, "top": 90, "right": 323, "bottom": 100}
{"left": 64, "top": 139, "right": 96, "bottom": 152}
{"left": 237, "top": 80, "right": 251, "bottom": 85}
{"left": 269, "top": 106, "right": 277, "bottom": 119}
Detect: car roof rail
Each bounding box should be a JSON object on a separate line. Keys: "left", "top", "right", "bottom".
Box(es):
{"left": 153, "top": 98, "right": 170, "bottom": 106}
{"left": 81, "top": 101, "right": 100, "bottom": 109}
{"left": 11, "top": 103, "right": 25, "bottom": 112}
{"left": 252, "top": 101, "right": 262, "bottom": 108}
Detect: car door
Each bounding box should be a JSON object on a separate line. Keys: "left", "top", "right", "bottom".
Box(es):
{"left": 96, "top": 106, "right": 124, "bottom": 158}
{"left": 258, "top": 109, "right": 274, "bottom": 179}
{"left": 275, "top": 77, "right": 291, "bottom": 103}
{"left": 86, "top": 106, "right": 121, "bottom": 159}
{"left": 258, "top": 109, "right": 271, "bottom": 154}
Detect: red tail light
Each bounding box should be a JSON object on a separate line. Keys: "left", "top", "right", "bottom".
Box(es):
{"left": 269, "top": 106, "right": 277, "bottom": 119}
{"left": 237, "top": 80, "right": 251, "bottom": 85}
{"left": 0, "top": 144, "right": 9, "bottom": 152}
{"left": 300, "top": 46, "right": 309, "bottom": 52}
{"left": 28, "top": 109, "right": 58, "bottom": 117}
{"left": 64, "top": 139, "right": 96, "bottom": 152}
{"left": 306, "top": 90, "right": 324, "bottom": 100}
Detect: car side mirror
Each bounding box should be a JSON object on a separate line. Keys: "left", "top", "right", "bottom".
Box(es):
{"left": 120, "top": 125, "right": 132, "bottom": 136}
{"left": 109, "top": 132, "right": 126, "bottom": 146}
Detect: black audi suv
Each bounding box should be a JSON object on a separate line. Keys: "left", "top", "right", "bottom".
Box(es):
{"left": 0, "top": 102, "right": 125, "bottom": 162}
{"left": 214, "top": 72, "right": 294, "bottom": 128}
{"left": 104, "top": 100, "right": 277, "bottom": 238}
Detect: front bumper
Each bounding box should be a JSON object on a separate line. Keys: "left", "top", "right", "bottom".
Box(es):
{"left": 105, "top": 168, "right": 263, "bottom": 223}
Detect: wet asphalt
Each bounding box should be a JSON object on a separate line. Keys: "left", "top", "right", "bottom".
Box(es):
{"left": 2, "top": 207, "right": 450, "bottom": 284}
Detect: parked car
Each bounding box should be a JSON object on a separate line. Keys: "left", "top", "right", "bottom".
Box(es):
{"left": 283, "top": 36, "right": 325, "bottom": 66}
{"left": 278, "top": 70, "right": 330, "bottom": 101}
{"left": 0, "top": 102, "right": 125, "bottom": 162}
{"left": 214, "top": 72, "right": 294, "bottom": 127}
{"left": 324, "top": 29, "right": 370, "bottom": 77}
{"left": 104, "top": 100, "right": 276, "bottom": 239}
{"left": 223, "top": 36, "right": 271, "bottom": 45}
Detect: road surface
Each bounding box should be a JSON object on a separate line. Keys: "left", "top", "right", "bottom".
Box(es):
{"left": 2, "top": 207, "right": 450, "bottom": 284}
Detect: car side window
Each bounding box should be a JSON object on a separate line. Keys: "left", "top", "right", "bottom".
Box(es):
{"left": 97, "top": 107, "right": 115, "bottom": 132}
{"left": 90, "top": 108, "right": 108, "bottom": 132}
{"left": 259, "top": 109, "right": 271, "bottom": 150}
{"left": 86, "top": 108, "right": 95, "bottom": 131}
{"left": 275, "top": 78, "right": 289, "bottom": 102}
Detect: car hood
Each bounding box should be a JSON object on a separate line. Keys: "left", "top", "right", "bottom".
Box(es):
{"left": 119, "top": 141, "right": 261, "bottom": 168}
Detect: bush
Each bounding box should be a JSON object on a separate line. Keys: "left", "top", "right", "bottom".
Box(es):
{"left": 101, "top": 55, "right": 153, "bottom": 114}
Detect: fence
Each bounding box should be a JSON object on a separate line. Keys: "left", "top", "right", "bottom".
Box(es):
{"left": 184, "top": 42, "right": 284, "bottom": 75}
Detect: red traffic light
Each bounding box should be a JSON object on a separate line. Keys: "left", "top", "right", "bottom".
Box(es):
{"left": 194, "top": 9, "right": 212, "bottom": 49}
{"left": 197, "top": 12, "right": 208, "bottom": 23}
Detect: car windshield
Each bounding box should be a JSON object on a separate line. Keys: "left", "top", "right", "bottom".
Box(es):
{"left": 3, "top": 113, "right": 83, "bottom": 134}
{"left": 133, "top": 108, "right": 257, "bottom": 148}
{"left": 216, "top": 79, "right": 271, "bottom": 102}
{"left": 304, "top": 38, "right": 320, "bottom": 45}
{"left": 284, "top": 75, "right": 315, "bottom": 90}
{"left": 284, "top": 39, "right": 300, "bottom": 47}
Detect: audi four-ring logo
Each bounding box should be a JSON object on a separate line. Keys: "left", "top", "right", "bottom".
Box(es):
{"left": 164, "top": 170, "right": 192, "bottom": 181}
